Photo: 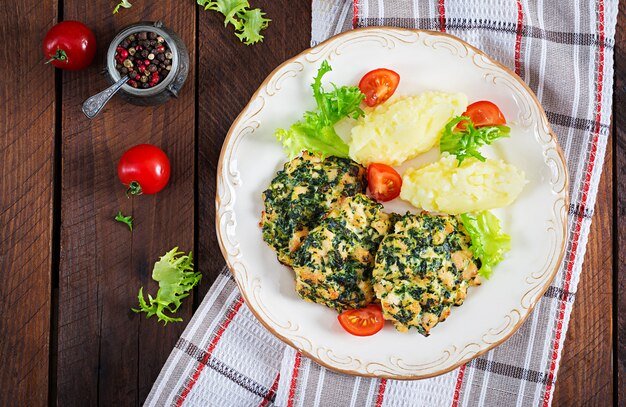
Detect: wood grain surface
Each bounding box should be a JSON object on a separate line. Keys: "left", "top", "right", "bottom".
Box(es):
{"left": 197, "top": 0, "right": 312, "bottom": 297}
{"left": 0, "top": 1, "right": 57, "bottom": 406}
{"left": 0, "top": 0, "right": 620, "bottom": 405}
{"left": 552, "top": 141, "right": 613, "bottom": 405}
{"left": 615, "top": 1, "right": 625, "bottom": 405}
{"left": 56, "top": 2, "right": 195, "bottom": 405}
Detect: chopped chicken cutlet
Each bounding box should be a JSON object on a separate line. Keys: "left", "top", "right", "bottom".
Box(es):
{"left": 260, "top": 152, "right": 367, "bottom": 266}
{"left": 373, "top": 213, "right": 480, "bottom": 335}
{"left": 292, "top": 194, "right": 397, "bottom": 312}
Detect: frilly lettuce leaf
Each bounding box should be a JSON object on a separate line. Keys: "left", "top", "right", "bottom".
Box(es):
{"left": 276, "top": 60, "right": 365, "bottom": 159}
{"left": 133, "top": 247, "right": 202, "bottom": 324}
{"left": 197, "top": 0, "right": 270, "bottom": 45}
{"left": 460, "top": 211, "right": 511, "bottom": 279}
{"left": 440, "top": 116, "right": 510, "bottom": 165}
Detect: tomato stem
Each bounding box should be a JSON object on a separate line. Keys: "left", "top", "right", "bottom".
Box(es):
{"left": 126, "top": 181, "right": 143, "bottom": 197}
{"left": 45, "top": 48, "right": 68, "bottom": 65}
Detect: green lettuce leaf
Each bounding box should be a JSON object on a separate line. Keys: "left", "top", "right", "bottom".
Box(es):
{"left": 197, "top": 0, "right": 270, "bottom": 45}
{"left": 440, "top": 116, "right": 510, "bottom": 165}
{"left": 113, "top": 0, "right": 132, "bottom": 14}
{"left": 132, "top": 247, "right": 202, "bottom": 324}
{"left": 460, "top": 211, "right": 511, "bottom": 279}
{"left": 276, "top": 60, "right": 365, "bottom": 159}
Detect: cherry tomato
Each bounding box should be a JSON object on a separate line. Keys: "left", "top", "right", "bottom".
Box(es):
{"left": 338, "top": 304, "right": 385, "bottom": 336}
{"left": 43, "top": 21, "right": 96, "bottom": 70}
{"left": 461, "top": 101, "right": 506, "bottom": 128}
{"left": 118, "top": 144, "right": 171, "bottom": 195}
{"left": 367, "top": 163, "right": 402, "bottom": 202}
{"left": 358, "top": 68, "right": 400, "bottom": 107}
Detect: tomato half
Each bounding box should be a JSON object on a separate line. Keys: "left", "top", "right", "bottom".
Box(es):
{"left": 338, "top": 304, "right": 385, "bottom": 336}
{"left": 367, "top": 163, "right": 402, "bottom": 202}
{"left": 43, "top": 21, "right": 96, "bottom": 70}
{"left": 358, "top": 68, "right": 400, "bottom": 107}
{"left": 118, "top": 144, "right": 171, "bottom": 195}
{"left": 462, "top": 101, "right": 506, "bottom": 127}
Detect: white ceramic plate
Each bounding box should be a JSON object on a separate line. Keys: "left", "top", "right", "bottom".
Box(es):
{"left": 216, "top": 28, "right": 568, "bottom": 379}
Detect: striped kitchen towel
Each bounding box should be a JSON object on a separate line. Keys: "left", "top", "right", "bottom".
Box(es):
{"left": 145, "top": 1, "right": 618, "bottom": 406}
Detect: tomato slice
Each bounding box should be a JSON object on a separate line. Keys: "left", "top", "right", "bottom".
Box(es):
{"left": 358, "top": 68, "right": 400, "bottom": 107}
{"left": 367, "top": 163, "right": 402, "bottom": 202}
{"left": 461, "top": 101, "right": 506, "bottom": 128}
{"left": 338, "top": 304, "right": 385, "bottom": 336}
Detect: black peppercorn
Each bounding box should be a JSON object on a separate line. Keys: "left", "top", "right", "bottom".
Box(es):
{"left": 148, "top": 32, "right": 157, "bottom": 40}
{"left": 138, "top": 32, "right": 147, "bottom": 40}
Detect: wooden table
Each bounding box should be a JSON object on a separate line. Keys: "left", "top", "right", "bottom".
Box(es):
{"left": 0, "top": 1, "right": 621, "bottom": 405}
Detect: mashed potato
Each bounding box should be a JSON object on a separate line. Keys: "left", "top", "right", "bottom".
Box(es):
{"left": 349, "top": 91, "right": 467, "bottom": 166}
{"left": 400, "top": 154, "right": 526, "bottom": 214}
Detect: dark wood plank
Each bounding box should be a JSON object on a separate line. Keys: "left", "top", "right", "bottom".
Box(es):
{"left": 0, "top": 1, "right": 56, "bottom": 406}
{"left": 197, "top": 0, "right": 312, "bottom": 297}
{"left": 552, "top": 141, "right": 613, "bottom": 405}
{"left": 615, "top": 0, "right": 626, "bottom": 404}
{"left": 56, "top": 1, "right": 195, "bottom": 405}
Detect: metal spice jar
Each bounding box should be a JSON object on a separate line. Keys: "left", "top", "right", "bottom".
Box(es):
{"left": 105, "top": 21, "right": 189, "bottom": 106}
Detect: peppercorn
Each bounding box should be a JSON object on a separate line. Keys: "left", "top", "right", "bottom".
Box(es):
{"left": 114, "top": 30, "right": 173, "bottom": 90}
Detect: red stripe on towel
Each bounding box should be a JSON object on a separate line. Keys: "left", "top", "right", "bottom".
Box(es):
{"left": 375, "top": 378, "right": 388, "bottom": 407}
{"left": 438, "top": 0, "right": 446, "bottom": 32}
{"left": 451, "top": 364, "right": 466, "bottom": 407}
{"left": 287, "top": 352, "right": 302, "bottom": 407}
{"left": 515, "top": 0, "right": 524, "bottom": 75}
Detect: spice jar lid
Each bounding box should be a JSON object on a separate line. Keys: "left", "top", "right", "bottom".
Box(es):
{"left": 106, "top": 21, "right": 184, "bottom": 98}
